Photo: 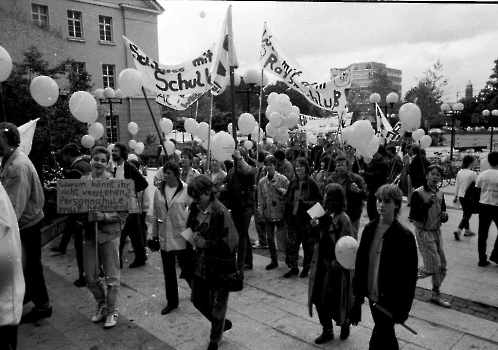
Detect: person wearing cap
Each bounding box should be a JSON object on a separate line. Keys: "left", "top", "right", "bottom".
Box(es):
{"left": 0, "top": 122, "right": 52, "bottom": 323}
{"left": 50, "top": 143, "right": 91, "bottom": 287}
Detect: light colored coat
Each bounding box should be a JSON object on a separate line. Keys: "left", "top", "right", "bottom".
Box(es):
{"left": 149, "top": 181, "right": 191, "bottom": 252}
{"left": 258, "top": 172, "right": 289, "bottom": 221}
{"left": 0, "top": 184, "right": 25, "bottom": 326}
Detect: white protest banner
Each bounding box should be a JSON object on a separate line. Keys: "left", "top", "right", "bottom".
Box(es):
{"left": 156, "top": 92, "right": 204, "bottom": 111}
{"left": 57, "top": 179, "right": 136, "bottom": 214}
{"left": 376, "top": 103, "right": 394, "bottom": 137}
{"left": 298, "top": 114, "right": 351, "bottom": 133}
{"left": 18, "top": 118, "right": 39, "bottom": 155}
{"left": 259, "top": 24, "right": 352, "bottom": 111}
{"left": 123, "top": 36, "right": 215, "bottom": 95}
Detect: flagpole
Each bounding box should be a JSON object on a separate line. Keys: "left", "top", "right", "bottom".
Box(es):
{"left": 141, "top": 87, "right": 167, "bottom": 156}
{"left": 206, "top": 92, "right": 213, "bottom": 174}
{"left": 230, "top": 66, "right": 237, "bottom": 145}
{"left": 256, "top": 69, "right": 264, "bottom": 156}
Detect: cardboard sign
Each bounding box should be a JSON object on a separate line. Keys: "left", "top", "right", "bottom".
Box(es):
{"left": 57, "top": 179, "right": 136, "bottom": 213}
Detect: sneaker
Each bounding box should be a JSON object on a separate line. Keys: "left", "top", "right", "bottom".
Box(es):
{"left": 417, "top": 267, "right": 433, "bottom": 280}
{"left": 430, "top": 295, "right": 450, "bottom": 308}
{"left": 91, "top": 304, "right": 107, "bottom": 323}
{"left": 464, "top": 230, "right": 476, "bottom": 237}
{"left": 104, "top": 312, "right": 118, "bottom": 329}
{"left": 453, "top": 231, "right": 461, "bottom": 241}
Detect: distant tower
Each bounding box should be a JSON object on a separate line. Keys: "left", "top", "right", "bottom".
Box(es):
{"left": 466, "top": 81, "right": 473, "bottom": 99}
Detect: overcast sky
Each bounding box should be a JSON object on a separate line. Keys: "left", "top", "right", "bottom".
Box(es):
{"left": 156, "top": 1, "right": 498, "bottom": 102}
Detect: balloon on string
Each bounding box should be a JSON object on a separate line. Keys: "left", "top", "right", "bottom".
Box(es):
{"left": 227, "top": 122, "right": 233, "bottom": 134}
{"left": 210, "top": 129, "right": 215, "bottom": 138}
{"left": 269, "top": 112, "right": 283, "bottom": 128}
{"left": 266, "top": 123, "right": 278, "bottom": 137}
{"left": 364, "top": 157, "right": 372, "bottom": 164}
{"left": 399, "top": 103, "right": 421, "bottom": 132}
{"left": 412, "top": 128, "right": 425, "bottom": 141}
{"left": 135, "top": 142, "right": 145, "bottom": 155}
{"left": 267, "top": 92, "right": 279, "bottom": 105}
{"left": 69, "top": 91, "right": 98, "bottom": 123}
{"left": 128, "top": 122, "right": 139, "bottom": 135}
{"left": 197, "top": 122, "right": 210, "bottom": 141}
{"left": 238, "top": 113, "right": 256, "bottom": 135}
{"left": 275, "top": 128, "right": 289, "bottom": 143}
{"left": 308, "top": 134, "right": 318, "bottom": 144}
{"left": 291, "top": 106, "right": 300, "bottom": 116}
{"left": 129, "top": 139, "right": 137, "bottom": 149}
{"left": 184, "top": 118, "right": 198, "bottom": 135}
{"left": 265, "top": 105, "right": 276, "bottom": 120}
{"left": 160, "top": 118, "right": 173, "bottom": 135}
{"left": 286, "top": 112, "right": 299, "bottom": 128}
{"left": 118, "top": 68, "right": 143, "bottom": 97}
{"left": 29, "top": 76, "right": 59, "bottom": 107}
{"left": 251, "top": 128, "right": 263, "bottom": 141}
{"left": 211, "top": 132, "right": 235, "bottom": 162}
{"left": 81, "top": 135, "right": 95, "bottom": 148}
{"left": 244, "top": 140, "right": 253, "bottom": 150}
{"left": 420, "top": 135, "right": 432, "bottom": 149}
{"left": 164, "top": 140, "right": 175, "bottom": 155}
{"left": 88, "top": 122, "right": 104, "bottom": 139}
{"left": 335, "top": 236, "right": 359, "bottom": 269}
{"left": 0, "top": 45, "right": 13, "bottom": 82}
{"left": 128, "top": 154, "right": 138, "bottom": 162}
{"left": 107, "top": 143, "right": 115, "bottom": 153}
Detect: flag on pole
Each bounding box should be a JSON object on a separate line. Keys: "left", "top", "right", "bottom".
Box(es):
{"left": 211, "top": 5, "right": 238, "bottom": 95}
{"left": 18, "top": 118, "right": 39, "bottom": 155}
{"left": 376, "top": 103, "right": 393, "bottom": 136}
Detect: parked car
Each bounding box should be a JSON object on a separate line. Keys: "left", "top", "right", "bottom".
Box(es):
{"left": 488, "top": 127, "right": 498, "bottom": 131}
{"left": 466, "top": 127, "right": 473, "bottom": 132}
{"left": 429, "top": 128, "right": 443, "bottom": 134}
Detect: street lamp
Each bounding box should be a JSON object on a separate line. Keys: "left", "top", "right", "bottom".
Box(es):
{"left": 441, "top": 102, "right": 464, "bottom": 161}
{"left": 482, "top": 109, "right": 498, "bottom": 151}
{"left": 234, "top": 68, "right": 268, "bottom": 141}
{"left": 94, "top": 87, "right": 124, "bottom": 143}
{"left": 369, "top": 92, "right": 399, "bottom": 124}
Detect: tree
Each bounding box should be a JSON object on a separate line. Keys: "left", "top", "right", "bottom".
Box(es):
{"left": 1, "top": 46, "right": 91, "bottom": 184}
{"left": 404, "top": 60, "right": 450, "bottom": 128}
{"left": 346, "top": 83, "right": 371, "bottom": 121}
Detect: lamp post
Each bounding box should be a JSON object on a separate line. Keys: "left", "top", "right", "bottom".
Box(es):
{"left": 233, "top": 68, "right": 268, "bottom": 141}
{"left": 369, "top": 92, "right": 399, "bottom": 125}
{"left": 441, "top": 102, "right": 464, "bottom": 161}
{"left": 94, "top": 87, "right": 124, "bottom": 143}
{"left": 482, "top": 109, "right": 498, "bottom": 151}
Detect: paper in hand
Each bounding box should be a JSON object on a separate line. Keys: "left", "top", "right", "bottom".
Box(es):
{"left": 180, "top": 227, "right": 195, "bottom": 245}
{"left": 307, "top": 202, "right": 326, "bottom": 219}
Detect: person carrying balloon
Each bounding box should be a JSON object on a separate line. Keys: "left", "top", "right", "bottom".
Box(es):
{"left": 352, "top": 184, "right": 418, "bottom": 350}
{"left": 409, "top": 164, "right": 451, "bottom": 308}
{"left": 308, "top": 183, "right": 356, "bottom": 344}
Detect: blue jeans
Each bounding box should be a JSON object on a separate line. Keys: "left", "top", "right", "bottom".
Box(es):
{"left": 265, "top": 220, "right": 286, "bottom": 262}
{"left": 254, "top": 209, "right": 267, "bottom": 246}
{"left": 285, "top": 217, "right": 315, "bottom": 270}
{"left": 83, "top": 237, "right": 120, "bottom": 313}
{"left": 232, "top": 207, "right": 253, "bottom": 273}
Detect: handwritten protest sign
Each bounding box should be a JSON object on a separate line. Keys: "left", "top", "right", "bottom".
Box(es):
{"left": 57, "top": 179, "right": 136, "bottom": 214}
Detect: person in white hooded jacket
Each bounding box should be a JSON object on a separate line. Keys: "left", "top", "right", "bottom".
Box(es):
{"left": 149, "top": 162, "right": 191, "bottom": 316}
{"left": 0, "top": 182, "right": 25, "bottom": 350}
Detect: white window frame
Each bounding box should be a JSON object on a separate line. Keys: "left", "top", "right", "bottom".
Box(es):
{"left": 102, "top": 64, "right": 115, "bottom": 88}
{"left": 99, "top": 16, "right": 113, "bottom": 42}
{"left": 31, "top": 4, "right": 49, "bottom": 29}
{"left": 67, "top": 10, "right": 83, "bottom": 38}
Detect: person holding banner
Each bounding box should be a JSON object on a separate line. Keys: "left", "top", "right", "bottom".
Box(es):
{"left": 0, "top": 122, "right": 52, "bottom": 324}
{"left": 352, "top": 184, "right": 418, "bottom": 350}
{"left": 81, "top": 146, "right": 128, "bottom": 329}
{"left": 283, "top": 157, "right": 322, "bottom": 278}
{"left": 308, "top": 184, "right": 356, "bottom": 344}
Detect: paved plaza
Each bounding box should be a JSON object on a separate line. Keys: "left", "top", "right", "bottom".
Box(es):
{"left": 17, "top": 160, "right": 498, "bottom": 350}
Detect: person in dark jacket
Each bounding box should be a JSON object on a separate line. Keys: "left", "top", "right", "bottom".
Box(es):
{"left": 352, "top": 184, "right": 418, "bottom": 350}
{"left": 408, "top": 144, "right": 431, "bottom": 190}
{"left": 360, "top": 145, "right": 389, "bottom": 221}
{"left": 112, "top": 142, "right": 149, "bottom": 268}
{"left": 49, "top": 143, "right": 91, "bottom": 287}
{"left": 283, "top": 157, "right": 323, "bottom": 278}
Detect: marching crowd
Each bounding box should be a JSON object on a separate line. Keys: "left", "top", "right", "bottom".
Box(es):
{"left": 1, "top": 123, "right": 498, "bottom": 350}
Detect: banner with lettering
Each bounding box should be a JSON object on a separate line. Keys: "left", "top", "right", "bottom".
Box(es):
{"left": 123, "top": 36, "right": 215, "bottom": 95}
{"left": 259, "top": 24, "right": 352, "bottom": 111}
{"left": 156, "top": 92, "right": 204, "bottom": 111}
{"left": 298, "top": 114, "right": 352, "bottom": 133}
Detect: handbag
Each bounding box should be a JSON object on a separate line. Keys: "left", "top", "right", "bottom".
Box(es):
{"left": 464, "top": 181, "right": 480, "bottom": 214}
{"left": 210, "top": 256, "right": 244, "bottom": 292}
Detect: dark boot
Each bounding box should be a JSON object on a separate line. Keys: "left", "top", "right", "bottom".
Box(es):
{"left": 283, "top": 267, "right": 299, "bottom": 278}
{"left": 315, "top": 329, "right": 334, "bottom": 344}
{"left": 340, "top": 323, "right": 350, "bottom": 340}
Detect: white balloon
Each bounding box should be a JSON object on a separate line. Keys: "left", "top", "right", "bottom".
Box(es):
{"left": 244, "top": 140, "right": 253, "bottom": 150}
{"left": 160, "top": 118, "right": 173, "bottom": 135}
{"left": 88, "top": 122, "right": 104, "bottom": 139}
{"left": 30, "top": 76, "right": 59, "bottom": 107}
{"left": 0, "top": 45, "right": 13, "bottom": 82}
{"left": 69, "top": 91, "right": 97, "bottom": 123}
{"left": 184, "top": 118, "right": 198, "bottom": 135}
{"left": 227, "top": 122, "right": 233, "bottom": 134}
{"left": 88, "top": 110, "right": 98, "bottom": 125}
{"left": 266, "top": 123, "right": 278, "bottom": 137}
{"left": 412, "top": 128, "right": 425, "bottom": 141}
{"left": 107, "top": 143, "right": 115, "bottom": 153}
{"left": 308, "top": 134, "right": 318, "bottom": 144}
{"left": 81, "top": 134, "right": 95, "bottom": 148}
{"left": 420, "top": 135, "right": 432, "bottom": 149}
{"left": 165, "top": 140, "right": 175, "bottom": 155}
{"left": 128, "top": 122, "right": 139, "bottom": 135}
{"left": 267, "top": 92, "right": 279, "bottom": 106}
{"left": 197, "top": 122, "right": 210, "bottom": 141}
{"left": 291, "top": 106, "right": 300, "bottom": 116}
{"left": 399, "top": 103, "right": 421, "bottom": 132}
{"left": 128, "top": 154, "right": 138, "bottom": 162}
{"left": 118, "top": 68, "right": 143, "bottom": 97}
{"left": 103, "top": 87, "right": 115, "bottom": 98}
{"left": 238, "top": 113, "right": 256, "bottom": 135}
{"left": 135, "top": 142, "right": 145, "bottom": 155}
{"left": 335, "top": 236, "right": 359, "bottom": 269}
{"left": 211, "top": 132, "right": 235, "bottom": 161}
{"left": 269, "top": 112, "right": 283, "bottom": 128}
{"left": 286, "top": 112, "right": 299, "bottom": 128}
{"left": 129, "top": 140, "right": 137, "bottom": 149}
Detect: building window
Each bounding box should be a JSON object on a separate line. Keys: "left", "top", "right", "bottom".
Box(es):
{"left": 32, "top": 4, "right": 49, "bottom": 29}
{"left": 73, "top": 62, "right": 86, "bottom": 73}
{"left": 67, "top": 10, "right": 83, "bottom": 38}
{"left": 102, "top": 64, "right": 115, "bottom": 88}
{"left": 106, "top": 114, "right": 119, "bottom": 143}
{"left": 99, "top": 16, "right": 113, "bottom": 42}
